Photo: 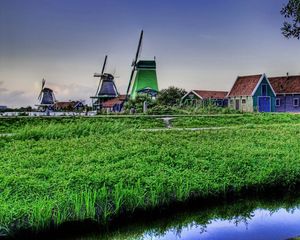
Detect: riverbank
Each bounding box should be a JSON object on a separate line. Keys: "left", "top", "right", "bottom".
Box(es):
{"left": 1, "top": 114, "right": 300, "bottom": 236}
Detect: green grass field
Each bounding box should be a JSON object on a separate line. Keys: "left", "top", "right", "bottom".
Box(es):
{"left": 1, "top": 114, "right": 300, "bottom": 235}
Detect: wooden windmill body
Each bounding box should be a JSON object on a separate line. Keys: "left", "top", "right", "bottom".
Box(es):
{"left": 36, "top": 79, "right": 56, "bottom": 111}
{"left": 90, "top": 56, "right": 119, "bottom": 110}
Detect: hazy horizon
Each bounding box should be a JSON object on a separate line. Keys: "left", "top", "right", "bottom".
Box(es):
{"left": 1, "top": 0, "right": 300, "bottom": 107}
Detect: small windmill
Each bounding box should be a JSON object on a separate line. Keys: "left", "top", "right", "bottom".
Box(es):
{"left": 90, "top": 55, "right": 119, "bottom": 110}
{"left": 36, "top": 78, "right": 56, "bottom": 111}
{"left": 126, "top": 30, "right": 159, "bottom": 100}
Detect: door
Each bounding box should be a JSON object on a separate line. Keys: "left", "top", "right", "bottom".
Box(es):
{"left": 235, "top": 99, "right": 240, "bottom": 110}
{"left": 258, "top": 97, "right": 271, "bottom": 112}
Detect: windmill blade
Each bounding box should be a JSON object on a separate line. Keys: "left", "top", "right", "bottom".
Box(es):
{"left": 42, "top": 78, "right": 46, "bottom": 89}
{"left": 101, "top": 55, "right": 108, "bottom": 75}
{"left": 125, "top": 68, "right": 136, "bottom": 99}
{"left": 38, "top": 79, "right": 45, "bottom": 100}
{"left": 94, "top": 55, "right": 108, "bottom": 96}
{"left": 134, "top": 30, "right": 143, "bottom": 66}
{"left": 38, "top": 90, "right": 43, "bottom": 100}
{"left": 126, "top": 30, "right": 143, "bottom": 99}
{"left": 93, "top": 73, "right": 103, "bottom": 78}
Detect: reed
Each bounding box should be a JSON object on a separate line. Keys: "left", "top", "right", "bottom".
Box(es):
{"left": 1, "top": 114, "right": 300, "bottom": 235}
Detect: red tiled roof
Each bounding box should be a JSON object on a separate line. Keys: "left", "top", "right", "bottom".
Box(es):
{"left": 227, "top": 74, "right": 262, "bottom": 97}
{"left": 269, "top": 75, "right": 300, "bottom": 94}
{"left": 193, "top": 90, "right": 228, "bottom": 99}
{"left": 118, "top": 95, "right": 127, "bottom": 100}
{"left": 102, "top": 95, "right": 126, "bottom": 108}
{"left": 54, "top": 101, "right": 76, "bottom": 109}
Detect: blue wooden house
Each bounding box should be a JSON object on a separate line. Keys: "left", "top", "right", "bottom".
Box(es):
{"left": 269, "top": 75, "right": 300, "bottom": 112}
{"left": 227, "top": 74, "right": 276, "bottom": 112}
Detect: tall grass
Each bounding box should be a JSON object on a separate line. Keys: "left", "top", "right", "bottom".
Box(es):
{"left": 1, "top": 114, "right": 300, "bottom": 235}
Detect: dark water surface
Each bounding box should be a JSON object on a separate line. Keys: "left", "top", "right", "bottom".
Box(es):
{"left": 141, "top": 208, "right": 300, "bottom": 240}
{"left": 8, "top": 192, "right": 300, "bottom": 240}
{"left": 73, "top": 193, "right": 300, "bottom": 240}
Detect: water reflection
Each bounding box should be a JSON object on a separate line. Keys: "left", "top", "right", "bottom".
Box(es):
{"left": 142, "top": 209, "right": 300, "bottom": 240}
{"left": 69, "top": 193, "right": 300, "bottom": 240}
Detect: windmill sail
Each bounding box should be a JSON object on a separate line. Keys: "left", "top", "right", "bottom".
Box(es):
{"left": 36, "top": 79, "right": 56, "bottom": 111}
{"left": 126, "top": 30, "right": 143, "bottom": 99}
{"left": 127, "top": 30, "right": 159, "bottom": 100}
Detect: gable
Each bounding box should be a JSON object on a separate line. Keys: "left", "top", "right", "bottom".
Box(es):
{"left": 252, "top": 75, "right": 276, "bottom": 97}
{"left": 182, "top": 91, "right": 203, "bottom": 100}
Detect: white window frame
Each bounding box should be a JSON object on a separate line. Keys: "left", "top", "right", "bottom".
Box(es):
{"left": 275, "top": 98, "right": 281, "bottom": 107}
{"left": 293, "top": 98, "right": 299, "bottom": 107}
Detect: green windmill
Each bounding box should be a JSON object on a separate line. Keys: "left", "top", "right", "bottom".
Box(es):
{"left": 126, "top": 30, "right": 159, "bottom": 100}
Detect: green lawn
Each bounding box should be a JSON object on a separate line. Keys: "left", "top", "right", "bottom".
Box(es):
{"left": 1, "top": 114, "right": 300, "bottom": 235}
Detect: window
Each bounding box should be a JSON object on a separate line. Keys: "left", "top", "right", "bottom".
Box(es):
{"left": 242, "top": 99, "right": 246, "bottom": 104}
{"left": 235, "top": 99, "right": 240, "bottom": 110}
{"left": 276, "top": 98, "right": 281, "bottom": 107}
{"left": 293, "top": 98, "right": 299, "bottom": 107}
{"left": 230, "top": 99, "right": 233, "bottom": 104}
{"left": 261, "top": 84, "right": 267, "bottom": 96}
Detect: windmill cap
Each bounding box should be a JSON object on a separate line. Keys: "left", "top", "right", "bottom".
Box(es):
{"left": 42, "top": 87, "right": 54, "bottom": 92}
{"left": 136, "top": 60, "right": 156, "bottom": 69}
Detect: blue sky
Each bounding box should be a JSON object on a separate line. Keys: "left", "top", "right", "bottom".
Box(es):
{"left": 1, "top": 0, "right": 300, "bottom": 107}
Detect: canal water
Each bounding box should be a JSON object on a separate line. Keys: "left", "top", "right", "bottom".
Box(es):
{"left": 72, "top": 193, "right": 300, "bottom": 240}
{"left": 8, "top": 192, "right": 300, "bottom": 240}
{"left": 141, "top": 208, "right": 300, "bottom": 240}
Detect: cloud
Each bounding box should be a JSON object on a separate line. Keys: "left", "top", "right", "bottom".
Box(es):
{"left": 0, "top": 85, "right": 30, "bottom": 107}
{"left": 0, "top": 80, "right": 97, "bottom": 107}
{"left": 0, "top": 81, "right": 8, "bottom": 92}
{"left": 45, "top": 82, "right": 95, "bottom": 103}
{"left": 0, "top": 88, "right": 8, "bottom": 93}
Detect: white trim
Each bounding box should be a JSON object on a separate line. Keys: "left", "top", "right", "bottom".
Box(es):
{"left": 257, "top": 96, "right": 271, "bottom": 112}
{"left": 251, "top": 73, "right": 276, "bottom": 97}
{"left": 277, "top": 92, "right": 300, "bottom": 95}
{"left": 181, "top": 90, "right": 203, "bottom": 100}
{"left": 293, "top": 98, "right": 299, "bottom": 107}
{"left": 275, "top": 98, "right": 281, "bottom": 107}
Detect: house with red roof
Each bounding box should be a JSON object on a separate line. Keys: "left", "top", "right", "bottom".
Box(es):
{"left": 53, "top": 100, "right": 85, "bottom": 111}
{"left": 227, "top": 74, "right": 276, "bottom": 112}
{"left": 269, "top": 75, "right": 300, "bottom": 112}
{"left": 181, "top": 90, "right": 228, "bottom": 107}
{"left": 101, "top": 95, "right": 126, "bottom": 112}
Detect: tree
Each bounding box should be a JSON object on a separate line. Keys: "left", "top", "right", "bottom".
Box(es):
{"left": 281, "top": 0, "right": 300, "bottom": 39}
{"left": 156, "top": 87, "right": 187, "bottom": 106}
{"left": 124, "top": 94, "right": 156, "bottom": 113}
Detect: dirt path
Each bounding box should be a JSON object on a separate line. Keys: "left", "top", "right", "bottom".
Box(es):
{"left": 0, "top": 133, "right": 14, "bottom": 137}
{"left": 139, "top": 126, "right": 230, "bottom": 132}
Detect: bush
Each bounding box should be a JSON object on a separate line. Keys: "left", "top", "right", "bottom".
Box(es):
{"left": 124, "top": 95, "right": 157, "bottom": 114}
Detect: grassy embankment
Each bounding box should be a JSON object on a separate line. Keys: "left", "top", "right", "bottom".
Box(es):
{"left": 1, "top": 114, "right": 300, "bottom": 235}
